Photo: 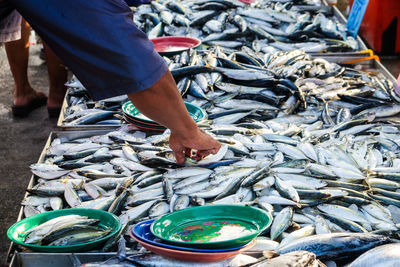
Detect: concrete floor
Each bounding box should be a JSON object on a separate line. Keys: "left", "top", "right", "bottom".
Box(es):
{"left": 0, "top": 43, "right": 399, "bottom": 266}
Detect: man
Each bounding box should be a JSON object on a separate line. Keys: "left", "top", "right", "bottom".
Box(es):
{"left": 1, "top": 0, "right": 221, "bottom": 163}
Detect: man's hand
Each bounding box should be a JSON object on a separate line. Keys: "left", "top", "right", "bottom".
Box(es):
{"left": 169, "top": 128, "right": 221, "bottom": 164}
{"left": 128, "top": 70, "right": 221, "bottom": 164}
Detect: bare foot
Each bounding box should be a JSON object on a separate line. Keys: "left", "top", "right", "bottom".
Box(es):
{"left": 47, "top": 85, "right": 67, "bottom": 108}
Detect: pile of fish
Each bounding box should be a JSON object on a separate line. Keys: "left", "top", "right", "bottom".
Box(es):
{"left": 76, "top": 236, "right": 325, "bottom": 267}
{"left": 61, "top": 47, "right": 398, "bottom": 128}
{"left": 60, "top": 79, "right": 126, "bottom": 126}
{"left": 136, "top": 0, "right": 360, "bottom": 52}
{"left": 24, "top": 113, "right": 400, "bottom": 261}
{"left": 76, "top": 237, "right": 400, "bottom": 267}
{"left": 171, "top": 49, "right": 399, "bottom": 126}
{"left": 19, "top": 0, "right": 400, "bottom": 264}
{"left": 78, "top": 250, "right": 325, "bottom": 267}
{"left": 21, "top": 215, "right": 112, "bottom": 246}
{"left": 59, "top": 0, "right": 371, "bottom": 126}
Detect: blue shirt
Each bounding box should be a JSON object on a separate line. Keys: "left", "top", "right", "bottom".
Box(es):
{"left": 7, "top": 0, "right": 168, "bottom": 101}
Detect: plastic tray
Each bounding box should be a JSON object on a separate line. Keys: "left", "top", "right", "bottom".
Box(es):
{"left": 6, "top": 130, "right": 113, "bottom": 264}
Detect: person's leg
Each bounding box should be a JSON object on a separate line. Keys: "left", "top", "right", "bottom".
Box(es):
{"left": 43, "top": 42, "right": 67, "bottom": 117}
{"left": 4, "top": 18, "right": 47, "bottom": 108}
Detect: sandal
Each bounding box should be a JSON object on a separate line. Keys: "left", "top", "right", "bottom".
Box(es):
{"left": 47, "top": 106, "right": 62, "bottom": 119}
{"left": 12, "top": 95, "right": 48, "bottom": 117}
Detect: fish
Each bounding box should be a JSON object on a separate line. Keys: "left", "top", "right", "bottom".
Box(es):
{"left": 23, "top": 215, "right": 111, "bottom": 246}
{"left": 274, "top": 176, "right": 300, "bottom": 203}
{"left": 249, "top": 237, "right": 279, "bottom": 252}
{"left": 62, "top": 0, "right": 370, "bottom": 129}
{"left": 49, "top": 228, "right": 111, "bottom": 246}
{"left": 270, "top": 207, "right": 293, "bottom": 240}
{"left": 120, "top": 200, "right": 158, "bottom": 224}
{"left": 124, "top": 254, "right": 233, "bottom": 267}
{"left": 163, "top": 167, "right": 213, "bottom": 179}
{"left": 64, "top": 184, "right": 81, "bottom": 208}
{"left": 277, "top": 225, "right": 315, "bottom": 249}
{"left": 317, "top": 204, "right": 369, "bottom": 224}
{"left": 173, "top": 195, "right": 190, "bottom": 211}
{"left": 277, "top": 233, "right": 392, "bottom": 260}
{"left": 348, "top": 243, "right": 400, "bottom": 267}
{"left": 149, "top": 201, "right": 170, "bottom": 218}
{"left": 21, "top": 8, "right": 400, "bottom": 260}
{"left": 249, "top": 250, "right": 320, "bottom": 267}
{"left": 23, "top": 114, "right": 400, "bottom": 261}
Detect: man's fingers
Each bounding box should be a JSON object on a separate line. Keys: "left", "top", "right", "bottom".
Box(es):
{"left": 174, "top": 150, "right": 185, "bottom": 165}
{"left": 192, "top": 142, "right": 222, "bottom": 160}
{"left": 210, "top": 148, "right": 218, "bottom": 154}
{"left": 209, "top": 138, "right": 222, "bottom": 152}
{"left": 169, "top": 128, "right": 221, "bottom": 164}
{"left": 173, "top": 146, "right": 219, "bottom": 163}
{"left": 169, "top": 139, "right": 186, "bottom": 165}
{"left": 211, "top": 142, "right": 222, "bottom": 154}
{"left": 201, "top": 143, "right": 221, "bottom": 156}
{"left": 194, "top": 149, "right": 215, "bottom": 160}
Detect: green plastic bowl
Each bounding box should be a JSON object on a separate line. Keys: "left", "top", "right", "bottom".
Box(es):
{"left": 7, "top": 208, "right": 121, "bottom": 252}
{"left": 151, "top": 205, "right": 272, "bottom": 249}
{"left": 122, "top": 101, "right": 207, "bottom": 125}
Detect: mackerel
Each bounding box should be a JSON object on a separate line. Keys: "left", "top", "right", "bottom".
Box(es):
{"left": 270, "top": 207, "right": 293, "bottom": 240}
{"left": 191, "top": 179, "right": 232, "bottom": 199}
{"left": 277, "top": 233, "right": 392, "bottom": 260}
{"left": 277, "top": 225, "right": 315, "bottom": 249}
{"left": 257, "top": 196, "right": 300, "bottom": 207}
{"left": 274, "top": 176, "right": 300, "bottom": 202}
{"left": 315, "top": 215, "right": 331, "bottom": 235}
{"left": 348, "top": 243, "right": 400, "bottom": 267}
{"left": 164, "top": 167, "right": 213, "bottom": 179}
{"left": 275, "top": 143, "right": 307, "bottom": 160}
{"left": 317, "top": 204, "right": 369, "bottom": 224}
{"left": 120, "top": 200, "right": 157, "bottom": 224}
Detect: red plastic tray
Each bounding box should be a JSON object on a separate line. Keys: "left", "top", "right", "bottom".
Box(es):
{"left": 131, "top": 234, "right": 255, "bottom": 262}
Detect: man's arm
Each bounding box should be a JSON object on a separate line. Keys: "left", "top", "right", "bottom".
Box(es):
{"left": 128, "top": 70, "right": 221, "bottom": 164}
{"left": 10, "top": 0, "right": 221, "bottom": 163}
